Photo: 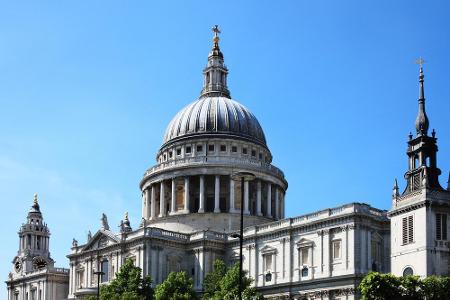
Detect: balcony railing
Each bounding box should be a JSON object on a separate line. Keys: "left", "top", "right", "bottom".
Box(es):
{"left": 143, "top": 155, "right": 285, "bottom": 178}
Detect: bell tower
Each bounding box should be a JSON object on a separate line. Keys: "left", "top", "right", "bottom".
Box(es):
{"left": 403, "top": 65, "right": 442, "bottom": 193}
{"left": 389, "top": 63, "right": 450, "bottom": 277}
{"left": 7, "top": 195, "right": 68, "bottom": 300}
{"left": 13, "top": 194, "right": 54, "bottom": 275}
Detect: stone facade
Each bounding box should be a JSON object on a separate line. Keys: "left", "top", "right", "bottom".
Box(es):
{"left": 66, "top": 29, "right": 392, "bottom": 300}
{"left": 6, "top": 195, "right": 69, "bottom": 300}
{"left": 6, "top": 28, "right": 450, "bottom": 300}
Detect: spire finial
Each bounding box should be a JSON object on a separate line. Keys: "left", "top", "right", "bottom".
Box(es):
{"left": 33, "top": 193, "right": 38, "bottom": 205}
{"left": 212, "top": 25, "right": 221, "bottom": 45}
{"left": 124, "top": 212, "right": 129, "bottom": 221}
{"left": 393, "top": 179, "right": 400, "bottom": 198}
{"left": 414, "top": 57, "right": 429, "bottom": 136}
{"left": 415, "top": 57, "right": 425, "bottom": 68}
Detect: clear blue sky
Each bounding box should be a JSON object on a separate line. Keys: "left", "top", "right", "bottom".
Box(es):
{"left": 1, "top": 0, "right": 449, "bottom": 295}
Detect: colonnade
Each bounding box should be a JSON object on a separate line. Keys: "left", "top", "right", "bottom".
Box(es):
{"left": 142, "top": 175, "right": 285, "bottom": 220}
{"left": 20, "top": 234, "right": 49, "bottom": 252}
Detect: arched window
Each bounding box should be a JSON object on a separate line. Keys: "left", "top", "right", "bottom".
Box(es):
{"left": 414, "top": 156, "right": 419, "bottom": 168}
{"left": 301, "top": 267, "right": 309, "bottom": 277}
{"left": 403, "top": 267, "right": 414, "bottom": 276}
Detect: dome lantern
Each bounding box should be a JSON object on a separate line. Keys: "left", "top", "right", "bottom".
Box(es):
{"left": 200, "top": 25, "right": 230, "bottom": 99}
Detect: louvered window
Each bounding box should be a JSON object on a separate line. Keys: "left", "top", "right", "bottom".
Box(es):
{"left": 413, "top": 174, "right": 421, "bottom": 190}
{"left": 402, "top": 215, "right": 414, "bottom": 245}
{"left": 436, "top": 213, "right": 447, "bottom": 241}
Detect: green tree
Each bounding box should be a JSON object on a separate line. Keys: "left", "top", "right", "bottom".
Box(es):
{"left": 400, "top": 275, "right": 423, "bottom": 300}
{"left": 85, "top": 258, "right": 153, "bottom": 300}
{"left": 154, "top": 271, "right": 198, "bottom": 300}
{"left": 422, "top": 276, "right": 450, "bottom": 300}
{"left": 359, "top": 272, "right": 450, "bottom": 300}
{"left": 359, "top": 272, "right": 403, "bottom": 300}
{"left": 203, "top": 259, "right": 263, "bottom": 300}
{"left": 203, "top": 259, "right": 227, "bottom": 298}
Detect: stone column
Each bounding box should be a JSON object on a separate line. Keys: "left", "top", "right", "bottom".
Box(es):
{"left": 267, "top": 183, "right": 272, "bottom": 217}
{"left": 214, "top": 175, "right": 220, "bottom": 213}
{"left": 244, "top": 181, "right": 250, "bottom": 215}
{"left": 141, "top": 192, "right": 146, "bottom": 219}
{"left": 198, "top": 175, "right": 205, "bottom": 213}
{"left": 256, "top": 180, "right": 262, "bottom": 216}
{"left": 229, "top": 177, "right": 235, "bottom": 212}
{"left": 275, "top": 186, "right": 279, "bottom": 219}
{"left": 159, "top": 181, "right": 166, "bottom": 218}
{"left": 170, "top": 178, "right": 176, "bottom": 215}
{"left": 184, "top": 177, "right": 190, "bottom": 213}
{"left": 144, "top": 189, "right": 150, "bottom": 220}
{"left": 150, "top": 185, "right": 156, "bottom": 220}
{"left": 323, "top": 229, "right": 330, "bottom": 277}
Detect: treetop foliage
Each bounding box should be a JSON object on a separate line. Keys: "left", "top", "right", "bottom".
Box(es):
{"left": 359, "top": 272, "right": 450, "bottom": 300}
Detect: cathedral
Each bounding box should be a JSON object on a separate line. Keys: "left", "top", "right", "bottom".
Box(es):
{"left": 6, "top": 27, "right": 450, "bottom": 300}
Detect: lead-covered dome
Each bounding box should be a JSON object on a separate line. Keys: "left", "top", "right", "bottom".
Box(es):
{"left": 163, "top": 96, "right": 267, "bottom": 147}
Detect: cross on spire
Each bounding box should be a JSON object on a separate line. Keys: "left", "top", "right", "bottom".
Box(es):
{"left": 415, "top": 57, "right": 425, "bottom": 68}
{"left": 212, "top": 25, "right": 221, "bottom": 38}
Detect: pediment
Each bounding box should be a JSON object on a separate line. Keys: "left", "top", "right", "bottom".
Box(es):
{"left": 260, "top": 245, "right": 277, "bottom": 254}
{"left": 81, "top": 230, "right": 120, "bottom": 251}
{"left": 296, "top": 238, "right": 314, "bottom": 248}
{"left": 371, "top": 231, "right": 383, "bottom": 242}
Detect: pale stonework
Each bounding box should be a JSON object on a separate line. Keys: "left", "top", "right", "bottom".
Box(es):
{"left": 6, "top": 31, "right": 450, "bottom": 300}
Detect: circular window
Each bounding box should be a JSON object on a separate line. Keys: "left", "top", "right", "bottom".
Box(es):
{"left": 403, "top": 267, "right": 414, "bottom": 276}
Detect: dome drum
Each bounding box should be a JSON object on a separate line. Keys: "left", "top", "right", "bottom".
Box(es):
{"left": 139, "top": 172, "right": 286, "bottom": 233}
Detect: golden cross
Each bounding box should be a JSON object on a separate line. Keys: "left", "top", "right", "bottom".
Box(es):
{"left": 212, "top": 25, "right": 221, "bottom": 38}
{"left": 415, "top": 57, "right": 425, "bottom": 68}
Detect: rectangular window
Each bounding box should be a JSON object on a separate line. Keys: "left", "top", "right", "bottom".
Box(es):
{"left": 176, "top": 148, "right": 181, "bottom": 156}
{"left": 101, "top": 260, "right": 109, "bottom": 282}
{"left": 436, "top": 213, "right": 447, "bottom": 241}
{"left": 169, "top": 151, "right": 173, "bottom": 158}
{"left": 196, "top": 145, "right": 203, "bottom": 152}
{"left": 208, "top": 144, "right": 215, "bottom": 152}
{"left": 300, "top": 248, "right": 309, "bottom": 265}
{"left": 259, "top": 153, "right": 263, "bottom": 160}
{"left": 402, "top": 215, "right": 414, "bottom": 245}
{"left": 220, "top": 145, "right": 227, "bottom": 152}
{"left": 332, "top": 240, "right": 341, "bottom": 260}
{"left": 231, "top": 146, "right": 237, "bottom": 153}
{"left": 185, "top": 146, "right": 191, "bottom": 154}
{"left": 265, "top": 254, "right": 273, "bottom": 271}
{"left": 251, "top": 150, "right": 256, "bottom": 157}
{"left": 242, "top": 147, "right": 248, "bottom": 155}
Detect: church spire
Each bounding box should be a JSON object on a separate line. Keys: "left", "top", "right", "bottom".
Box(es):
{"left": 401, "top": 60, "right": 443, "bottom": 194}
{"left": 415, "top": 58, "right": 429, "bottom": 136}
{"left": 200, "top": 25, "right": 230, "bottom": 98}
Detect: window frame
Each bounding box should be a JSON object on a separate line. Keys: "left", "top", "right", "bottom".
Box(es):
{"left": 436, "top": 213, "right": 447, "bottom": 241}
{"left": 402, "top": 215, "right": 415, "bottom": 245}
{"left": 332, "top": 239, "right": 342, "bottom": 260}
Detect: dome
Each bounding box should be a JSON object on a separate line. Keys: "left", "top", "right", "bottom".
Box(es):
{"left": 163, "top": 96, "right": 267, "bottom": 147}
